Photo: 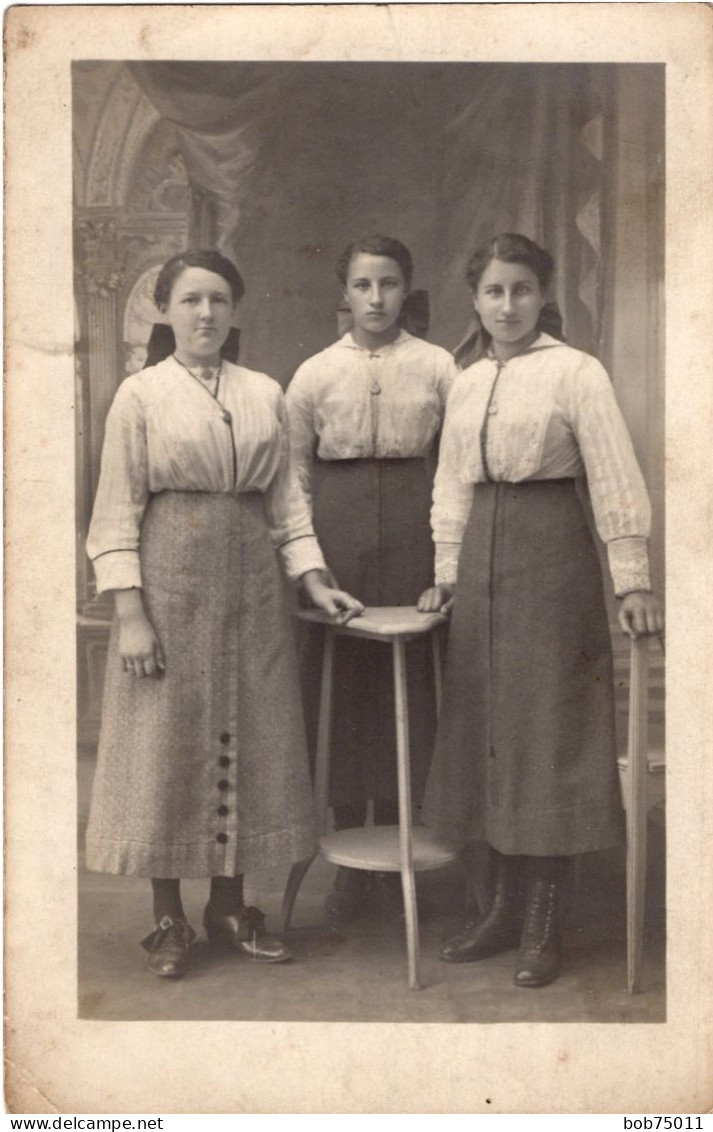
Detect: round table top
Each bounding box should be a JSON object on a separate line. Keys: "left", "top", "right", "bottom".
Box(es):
{"left": 296, "top": 605, "right": 448, "bottom": 640}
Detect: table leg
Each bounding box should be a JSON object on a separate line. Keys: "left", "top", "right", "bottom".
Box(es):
{"left": 314, "top": 628, "right": 335, "bottom": 835}
{"left": 281, "top": 854, "right": 318, "bottom": 932}
{"left": 432, "top": 627, "right": 443, "bottom": 715}
{"left": 392, "top": 637, "right": 421, "bottom": 991}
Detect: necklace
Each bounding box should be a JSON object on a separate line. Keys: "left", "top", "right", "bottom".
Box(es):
{"left": 172, "top": 354, "right": 232, "bottom": 424}
{"left": 172, "top": 353, "right": 222, "bottom": 397}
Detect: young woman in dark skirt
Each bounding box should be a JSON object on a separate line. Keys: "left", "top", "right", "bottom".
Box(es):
{"left": 418, "top": 233, "right": 663, "bottom": 987}
{"left": 86, "top": 249, "right": 362, "bottom": 978}
{"left": 286, "top": 234, "right": 458, "bottom": 925}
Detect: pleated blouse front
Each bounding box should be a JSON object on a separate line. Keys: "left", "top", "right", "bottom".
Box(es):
{"left": 431, "top": 335, "right": 652, "bottom": 596}
{"left": 87, "top": 356, "right": 325, "bottom": 593}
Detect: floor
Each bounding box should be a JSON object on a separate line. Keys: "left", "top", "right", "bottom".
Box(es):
{"left": 77, "top": 751, "right": 666, "bottom": 1024}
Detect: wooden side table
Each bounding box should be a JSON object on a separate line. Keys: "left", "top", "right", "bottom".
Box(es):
{"left": 283, "top": 606, "right": 460, "bottom": 990}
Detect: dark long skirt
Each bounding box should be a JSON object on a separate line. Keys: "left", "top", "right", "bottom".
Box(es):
{"left": 299, "top": 457, "right": 437, "bottom": 810}
{"left": 423, "top": 478, "right": 624, "bottom": 856}
{"left": 85, "top": 491, "right": 317, "bottom": 877}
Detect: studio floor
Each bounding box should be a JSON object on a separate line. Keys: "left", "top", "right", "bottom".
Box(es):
{"left": 77, "top": 751, "right": 666, "bottom": 1024}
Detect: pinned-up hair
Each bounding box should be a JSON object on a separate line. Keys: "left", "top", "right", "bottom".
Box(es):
{"left": 336, "top": 234, "right": 413, "bottom": 290}
{"left": 465, "top": 233, "right": 554, "bottom": 293}
{"left": 153, "top": 249, "right": 245, "bottom": 310}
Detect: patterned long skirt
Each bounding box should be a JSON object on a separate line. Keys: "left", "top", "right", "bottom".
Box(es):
{"left": 85, "top": 490, "right": 317, "bottom": 877}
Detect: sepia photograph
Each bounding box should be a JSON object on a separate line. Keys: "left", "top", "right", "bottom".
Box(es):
{"left": 5, "top": 3, "right": 712, "bottom": 1114}
{"left": 74, "top": 58, "right": 665, "bottom": 1025}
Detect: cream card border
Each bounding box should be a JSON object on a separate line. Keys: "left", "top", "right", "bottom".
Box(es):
{"left": 5, "top": 3, "right": 713, "bottom": 1115}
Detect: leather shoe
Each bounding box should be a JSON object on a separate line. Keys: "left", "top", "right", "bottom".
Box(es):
{"left": 513, "top": 939, "right": 561, "bottom": 987}
{"left": 141, "top": 915, "right": 196, "bottom": 978}
{"left": 203, "top": 903, "right": 292, "bottom": 963}
{"left": 438, "top": 918, "right": 521, "bottom": 963}
{"left": 513, "top": 863, "right": 564, "bottom": 987}
{"left": 439, "top": 850, "right": 525, "bottom": 962}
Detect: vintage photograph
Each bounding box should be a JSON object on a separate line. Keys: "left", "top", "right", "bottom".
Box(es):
{"left": 74, "top": 60, "right": 665, "bottom": 1023}
{"left": 6, "top": 3, "right": 711, "bottom": 1115}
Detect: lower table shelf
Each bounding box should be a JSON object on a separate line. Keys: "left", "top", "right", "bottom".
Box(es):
{"left": 320, "top": 825, "right": 460, "bottom": 872}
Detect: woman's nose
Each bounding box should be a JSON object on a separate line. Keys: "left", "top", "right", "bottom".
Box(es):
{"left": 198, "top": 300, "right": 214, "bottom": 319}
{"left": 369, "top": 287, "right": 384, "bottom": 306}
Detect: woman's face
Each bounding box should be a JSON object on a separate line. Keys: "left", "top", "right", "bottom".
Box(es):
{"left": 343, "top": 253, "right": 407, "bottom": 338}
{"left": 473, "top": 258, "right": 544, "bottom": 359}
{"left": 162, "top": 266, "right": 235, "bottom": 366}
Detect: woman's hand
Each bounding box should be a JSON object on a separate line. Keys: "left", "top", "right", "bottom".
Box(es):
{"left": 617, "top": 591, "right": 665, "bottom": 640}
{"left": 417, "top": 584, "right": 456, "bottom": 614}
{"left": 114, "top": 589, "right": 165, "bottom": 678}
{"left": 301, "top": 569, "right": 364, "bottom": 625}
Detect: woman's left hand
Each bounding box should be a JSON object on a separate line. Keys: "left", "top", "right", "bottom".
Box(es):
{"left": 618, "top": 591, "right": 665, "bottom": 640}
{"left": 301, "top": 570, "right": 364, "bottom": 624}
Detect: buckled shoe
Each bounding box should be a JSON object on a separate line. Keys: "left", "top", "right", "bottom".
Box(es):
{"left": 140, "top": 915, "right": 196, "bottom": 978}
{"left": 203, "top": 903, "right": 292, "bottom": 963}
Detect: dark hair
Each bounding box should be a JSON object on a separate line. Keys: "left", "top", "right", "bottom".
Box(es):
{"left": 465, "top": 233, "right": 554, "bottom": 293}
{"left": 154, "top": 249, "right": 245, "bottom": 309}
{"left": 336, "top": 234, "right": 413, "bottom": 290}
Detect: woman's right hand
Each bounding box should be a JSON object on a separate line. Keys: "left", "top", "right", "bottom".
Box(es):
{"left": 417, "top": 584, "right": 456, "bottom": 614}
{"left": 114, "top": 589, "right": 165, "bottom": 678}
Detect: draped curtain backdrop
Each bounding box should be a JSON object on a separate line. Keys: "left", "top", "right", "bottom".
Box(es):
{"left": 127, "top": 62, "right": 663, "bottom": 588}
{"left": 130, "top": 63, "right": 619, "bottom": 371}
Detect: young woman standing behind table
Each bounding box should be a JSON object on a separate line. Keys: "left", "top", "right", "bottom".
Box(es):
{"left": 286, "top": 235, "right": 458, "bottom": 926}
{"left": 418, "top": 233, "right": 663, "bottom": 987}
{"left": 85, "top": 249, "right": 362, "bottom": 979}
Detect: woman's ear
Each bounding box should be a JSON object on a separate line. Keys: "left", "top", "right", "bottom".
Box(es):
{"left": 472, "top": 293, "right": 481, "bottom": 316}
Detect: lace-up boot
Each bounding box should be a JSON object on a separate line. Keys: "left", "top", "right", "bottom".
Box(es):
{"left": 438, "top": 850, "right": 526, "bottom": 963}
{"left": 514, "top": 857, "right": 566, "bottom": 987}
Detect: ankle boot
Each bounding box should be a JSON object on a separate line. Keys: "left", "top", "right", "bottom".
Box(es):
{"left": 514, "top": 857, "right": 566, "bottom": 988}
{"left": 439, "top": 850, "right": 525, "bottom": 963}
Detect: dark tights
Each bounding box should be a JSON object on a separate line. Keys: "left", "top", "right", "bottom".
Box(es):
{"left": 151, "top": 875, "right": 244, "bottom": 922}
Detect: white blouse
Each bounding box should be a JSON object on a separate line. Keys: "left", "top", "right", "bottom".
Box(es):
{"left": 285, "top": 330, "right": 458, "bottom": 508}
{"left": 87, "top": 356, "right": 325, "bottom": 593}
{"left": 432, "top": 334, "right": 652, "bottom": 596}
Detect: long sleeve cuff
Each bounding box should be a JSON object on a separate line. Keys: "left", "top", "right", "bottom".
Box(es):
{"left": 91, "top": 549, "right": 142, "bottom": 594}
{"left": 278, "top": 535, "right": 326, "bottom": 582}
{"left": 607, "top": 536, "right": 651, "bottom": 597}
{"left": 434, "top": 543, "right": 461, "bottom": 586}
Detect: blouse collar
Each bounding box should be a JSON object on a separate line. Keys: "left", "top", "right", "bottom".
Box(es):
{"left": 487, "top": 332, "right": 566, "bottom": 363}
{"left": 338, "top": 329, "right": 412, "bottom": 353}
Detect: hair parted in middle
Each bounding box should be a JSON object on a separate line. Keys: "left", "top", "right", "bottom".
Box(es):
{"left": 336, "top": 234, "right": 413, "bottom": 290}
{"left": 465, "top": 233, "right": 554, "bottom": 294}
